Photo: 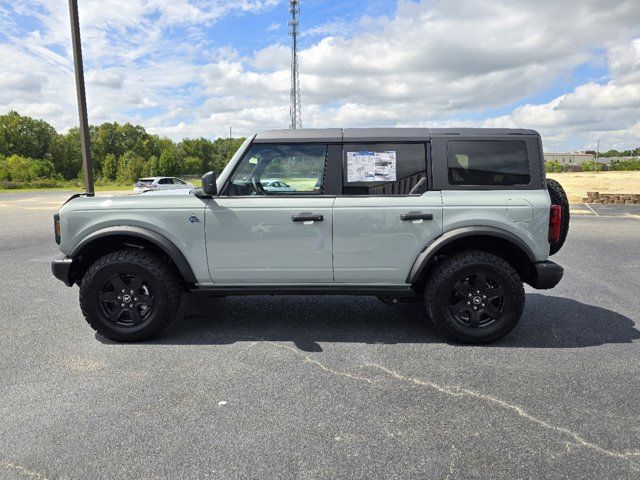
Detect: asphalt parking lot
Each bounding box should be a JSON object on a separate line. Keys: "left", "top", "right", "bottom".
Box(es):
{"left": 1, "top": 190, "right": 639, "bottom": 479}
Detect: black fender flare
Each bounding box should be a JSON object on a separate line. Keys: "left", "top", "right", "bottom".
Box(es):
{"left": 71, "top": 226, "right": 197, "bottom": 284}
{"left": 406, "top": 226, "right": 537, "bottom": 283}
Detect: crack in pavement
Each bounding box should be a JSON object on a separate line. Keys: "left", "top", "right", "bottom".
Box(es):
{"left": 0, "top": 461, "right": 49, "bottom": 480}
{"left": 267, "top": 341, "right": 375, "bottom": 384}
{"left": 366, "top": 363, "right": 640, "bottom": 472}
{"left": 173, "top": 333, "right": 640, "bottom": 471}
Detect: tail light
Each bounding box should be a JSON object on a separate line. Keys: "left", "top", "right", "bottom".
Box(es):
{"left": 549, "top": 205, "right": 561, "bottom": 243}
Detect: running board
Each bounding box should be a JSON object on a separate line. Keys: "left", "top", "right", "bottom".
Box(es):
{"left": 190, "top": 285, "right": 420, "bottom": 297}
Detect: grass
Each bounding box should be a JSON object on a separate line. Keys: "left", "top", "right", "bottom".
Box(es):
{"left": 281, "top": 177, "right": 318, "bottom": 191}
{"left": 0, "top": 183, "right": 132, "bottom": 194}
{"left": 547, "top": 171, "right": 640, "bottom": 203}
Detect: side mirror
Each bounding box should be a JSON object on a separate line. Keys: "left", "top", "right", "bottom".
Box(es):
{"left": 201, "top": 171, "right": 217, "bottom": 196}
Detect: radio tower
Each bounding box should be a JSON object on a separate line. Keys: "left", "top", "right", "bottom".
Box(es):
{"left": 289, "top": 0, "right": 302, "bottom": 129}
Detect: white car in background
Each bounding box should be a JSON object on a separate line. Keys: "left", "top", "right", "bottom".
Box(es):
{"left": 133, "top": 177, "right": 195, "bottom": 193}
{"left": 262, "top": 179, "right": 296, "bottom": 193}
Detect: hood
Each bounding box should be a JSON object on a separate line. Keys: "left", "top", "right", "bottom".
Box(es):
{"left": 58, "top": 188, "right": 197, "bottom": 213}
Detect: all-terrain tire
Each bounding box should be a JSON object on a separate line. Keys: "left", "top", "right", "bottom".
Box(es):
{"left": 546, "top": 178, "right": 570, "bottom": 255}
{"left": 79, "top": 249, "right": 181, "bottom": 342}
{"left": 424, "top": 251, "right": 525, "bottom": 344}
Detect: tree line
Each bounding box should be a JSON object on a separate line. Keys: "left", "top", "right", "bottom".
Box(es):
{"left": 0, "top": 111, "right": 245, "bottom": 188}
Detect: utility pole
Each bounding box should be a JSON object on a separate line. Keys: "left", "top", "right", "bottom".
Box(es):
{"left": 595, "top": 139, "right": 600, "bottom": 173}
{"left": 68, "top": 0, "right": 94, "bottom": 195}
{"left": 289, "top": 0, "right": 302, "bottom": 129}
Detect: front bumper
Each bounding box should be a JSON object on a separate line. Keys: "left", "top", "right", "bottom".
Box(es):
{"left": 528, "top": 261, "right": 564, "bottom": 290}
{"left": 51, "top": 255, "right": 74, "bottom": 287}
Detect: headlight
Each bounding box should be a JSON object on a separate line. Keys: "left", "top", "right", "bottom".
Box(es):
{"left": 54, "top": 213, "right": 61, "bottom": 244}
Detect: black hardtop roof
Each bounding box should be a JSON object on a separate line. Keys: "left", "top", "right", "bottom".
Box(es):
{"left": 253, "top": 127, "right": 539, "bottom": 143}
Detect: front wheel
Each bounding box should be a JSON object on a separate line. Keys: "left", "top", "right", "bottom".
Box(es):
{"left": 79, "top": 249, "right": 182, "bottom": 342}
{"left": 424, "top": 251, "right": 525, "bottom": 344}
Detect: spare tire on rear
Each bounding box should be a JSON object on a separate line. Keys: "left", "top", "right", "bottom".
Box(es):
{"left": 546, "top": 178, "right": 570, "bottom": 255}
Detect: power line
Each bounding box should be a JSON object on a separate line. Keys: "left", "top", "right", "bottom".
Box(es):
{"left": 289, "top": 0, "right": 302, "bottom": 129}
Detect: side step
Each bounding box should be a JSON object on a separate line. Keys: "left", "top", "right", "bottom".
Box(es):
{"left": 191, "top": 285, "right": 421, "bottom": 298}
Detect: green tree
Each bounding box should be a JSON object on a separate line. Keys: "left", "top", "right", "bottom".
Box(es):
{"left": 0, "top": 111, "right": 57, "bottom": 160}
{"left": 545, "top": 161, "right": 567, "bottom": 173}
{"left": 610, "top": 158, "right": 640, "bottom": 171}
{"left": 146, "top": 155, "right": 160, "bottom": 176}
{"left": 210, "top": 137, "right": 245, "bottom": 174}
{"left": 117, "top": 150, "right": 146, "bottom": 183}
{"left": 158, "top": 146, "right": 180, "bottom": 176}
{"left": 101, "top": 153, "right": 118, "bottom": 180}
{"left": 581, "top": 161, "right": 606, "bottom": 172}
{"left": 0, "top": 154, "right": 8, "bottom": 181}
{"left": 0, "top": 110, "right": 248, "bottom": 186}
{"left": 3, "top": 155, "right": 54, "bottom": 182}
{"left": 179, "top": 138, "right": 215, "bottom": 173}
{"left": 49, "top": 128, "right": 83, "bottom": 179}
{"left": 182, "top": 156, "right": 203, "bottom": 175}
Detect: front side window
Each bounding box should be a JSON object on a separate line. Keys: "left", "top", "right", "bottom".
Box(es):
{"left": 448, "top": 141, "right": 530, "bottom": 186}
{"left": 226, "top": 144, "right": 327, "bottom": 196}
{"left": 342, "top": 143, "right": 427, "bottom": 195}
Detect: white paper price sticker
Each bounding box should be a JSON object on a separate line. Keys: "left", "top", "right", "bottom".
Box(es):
{"left": 347, "top": 151, "right": 397, "bottom": 182}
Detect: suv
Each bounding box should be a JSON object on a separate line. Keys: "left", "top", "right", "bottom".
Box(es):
{"left": 52, "top": 128, "right": 569, "bottom": 344}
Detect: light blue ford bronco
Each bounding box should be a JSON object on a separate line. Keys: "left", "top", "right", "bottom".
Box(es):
{"left": 52, "top": 128, "right": 569, "bottom": 344}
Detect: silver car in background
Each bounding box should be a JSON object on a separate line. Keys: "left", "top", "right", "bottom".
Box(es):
{"left": 133, "top": 177, "right": 195, "bottom": 193}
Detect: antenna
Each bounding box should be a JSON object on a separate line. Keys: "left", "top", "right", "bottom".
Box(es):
{"left": 289, "top": 0, "right": 302, "bottom": 129}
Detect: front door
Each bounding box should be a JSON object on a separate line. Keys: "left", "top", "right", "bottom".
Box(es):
{"left": 205, "top": 143, "right": 334, "bottom": 284}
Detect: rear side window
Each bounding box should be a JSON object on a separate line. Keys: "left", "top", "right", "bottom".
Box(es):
{"left": 447, "top": 141, "right": 530, "bottom": 186}
{"left": 342, "top": 143, "right": 426, "bottom": 195}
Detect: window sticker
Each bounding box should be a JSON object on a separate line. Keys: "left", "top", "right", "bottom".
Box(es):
{"left": 347, "top": 151, "right": 397, "bottom": 182}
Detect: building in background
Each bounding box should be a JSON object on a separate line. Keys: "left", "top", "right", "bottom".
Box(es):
{"left": 544, "top": 152, "right": 597, "bottom": 166}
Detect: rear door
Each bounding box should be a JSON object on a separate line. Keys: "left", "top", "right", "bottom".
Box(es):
{"left": 205, "top": 143, "right": 335, "bottom": 283}
{"left": 333, "top": 142, "right": 443, "bottom": 284}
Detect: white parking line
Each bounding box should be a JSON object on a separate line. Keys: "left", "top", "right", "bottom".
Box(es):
{"left": 584, "top": 203, "right": 600, "bottom": 216}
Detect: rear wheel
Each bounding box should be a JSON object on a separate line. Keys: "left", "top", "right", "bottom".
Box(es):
{"left": 79, "top": 249, "right": 181, "bottom": 342}
{"left": 547, "top": 178, "right": 570, "bottom": 255}
{"left": 424, "top": 251, "right": 525, "bottom": 344}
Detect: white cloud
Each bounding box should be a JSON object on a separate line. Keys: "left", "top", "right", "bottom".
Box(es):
{"left": 481, "top": 38, "right": 640, "bottom": 150}
{"left": 251, "top": 44, "right": 290, "bottom": 71}
{"left": 1, "top": 0, "right": 639, "bottom": 151}
{"left": 87, "top": 69, "right": 125, "bottom": 89}
{"left": 0, "top": 72, "right": 46, "bottom": 92}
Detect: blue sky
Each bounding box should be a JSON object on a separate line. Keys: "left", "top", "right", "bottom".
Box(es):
{"left": 1, "top": 0, "right": 639, "bottom": 151}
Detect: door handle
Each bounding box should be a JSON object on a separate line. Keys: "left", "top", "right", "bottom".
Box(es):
{"left": 400, "top": 212, "right": 433, "bottom": 221}
{"left": 292, "top": 214, "right": 324, "bottom": 222}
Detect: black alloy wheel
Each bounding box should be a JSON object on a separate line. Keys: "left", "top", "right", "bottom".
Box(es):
{"left": 98, "top": 273, "right": 154, "bottom": 327}
{"left": 449, "top": 272, "right": 505, "bottom": 328}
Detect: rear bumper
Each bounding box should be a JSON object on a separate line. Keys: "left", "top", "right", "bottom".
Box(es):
{"left": 51, "top": 256, "right": 74, "bottom": 287}
{"left": 528, "top": 261, "right": 564, "bottom": 290}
